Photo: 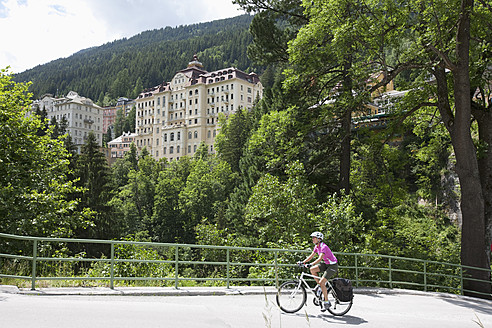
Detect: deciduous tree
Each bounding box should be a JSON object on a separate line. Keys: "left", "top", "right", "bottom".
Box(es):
{"left": 0, "top": 68, "right": 89, "bottom": 244}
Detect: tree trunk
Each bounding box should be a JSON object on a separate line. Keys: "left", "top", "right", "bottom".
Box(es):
{"left": 451, "top": 0, "right": 491, "bottom": 298}
{"left": 339, "top": 108, "right": 351, "bottom": 193}
{"left": 339, "top": 59, "right": 352, "bottom": 194}
{"left": 474, "top": 109, "right": 492, "bottom": 296}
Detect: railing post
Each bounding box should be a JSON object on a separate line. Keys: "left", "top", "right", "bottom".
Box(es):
{"left": 226, "top": 248, "right": 230, "bottom": 289}
{"left": 31, "top": 239, "right": 37, "bottom": 290}
{"left": 274, "top": 251, "right": 278, "bottom": 289}
{"left": 423, "top": 262, "right": 427, "bottom": 292}
{"left": 460, "top": 265, "right": 464, "bottom": 295}
{"left": 389, "top": 257, "right": 392, "bottom": 289}
{"left": 175, "top": 246, "right": 179, "bottom": 289}
{"left": 355, "top": 254, "right": 359, "bottom": 288}
{"left": 110, "top": 242, "right": 115, "bottom": 289}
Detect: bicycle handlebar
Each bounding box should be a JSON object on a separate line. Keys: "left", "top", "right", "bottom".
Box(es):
{"left": 296, "top": 261, "right": 311, "bottom": 269}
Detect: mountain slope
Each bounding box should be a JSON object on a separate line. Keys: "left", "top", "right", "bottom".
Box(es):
{"left": 15, "top": 15, "right": 257, "bottom": 103}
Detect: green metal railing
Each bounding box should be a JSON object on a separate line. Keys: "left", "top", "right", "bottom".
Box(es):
{"left": 0, "top": 232, "right": 491, "bottom": 298}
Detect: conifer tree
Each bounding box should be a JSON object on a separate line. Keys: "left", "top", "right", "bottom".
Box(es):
{"left": 75, "top": 132, "right": 116, "bottom": 241}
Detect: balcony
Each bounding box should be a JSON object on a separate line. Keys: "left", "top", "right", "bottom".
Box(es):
{"left": 84, "top": 118, "right": 94, "bottom": 124}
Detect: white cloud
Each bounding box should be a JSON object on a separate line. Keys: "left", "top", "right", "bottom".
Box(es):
{"left": 0, "top": 0, "right": 243, "bottom": 73}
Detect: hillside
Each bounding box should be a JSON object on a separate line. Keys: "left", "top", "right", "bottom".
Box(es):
{"left": 14, "top": 15, "right": 258, "bottom": 104}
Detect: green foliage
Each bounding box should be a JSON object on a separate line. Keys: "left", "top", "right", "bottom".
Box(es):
{"left": 247, "top": 108, "right": 303, "bottom": 174}
{"left": 314, "top": 193, "right": 365, "bottom": 253}
{"left": 180, "top": 156, "right": 235, "bottom": 238}
{"left": 109, "top": 148, "right": 162, "bottom": 238}
{"left": 406, "top": 111, "right": 453, "bottom": 201}
{"left": 151, "top": 158, "right": 191, "bottom": 243}
{"left": 0, "top": 68, "right": 90, "bottom": 246}
{"left": 363, "top": 199, "right": 460, "bottom": 264}
{"left": 74, "top": 132, "right": 116, "bottom": 242}
{"left": 88, "top": 232, "right": 173, "bottom": 283}
{"left": 245, "top": 161, "right": 318, "bottom": 246}
{"left": 215, "top": 109, "right": 254, "bottom": 173}
{"left": 351, "top": 138, "right": 409, "bottom": 209}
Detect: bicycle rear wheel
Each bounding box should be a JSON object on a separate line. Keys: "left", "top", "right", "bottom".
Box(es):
{"left": 326, "top": 287, "right": 352, "bottom": 316}
{"left": 276, "top": 280, "right": 307, "bottom": 313}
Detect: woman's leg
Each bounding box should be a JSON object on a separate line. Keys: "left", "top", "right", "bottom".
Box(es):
{"left": 319, "top": 276, "right": 328, "bottom": 301}
{"left": 309, "top": 265, "right": 321, "bottom": 284}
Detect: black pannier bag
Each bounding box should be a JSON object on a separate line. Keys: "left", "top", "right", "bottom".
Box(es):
{"left": 332, "top": 278, "right": 353, "bottom": 302}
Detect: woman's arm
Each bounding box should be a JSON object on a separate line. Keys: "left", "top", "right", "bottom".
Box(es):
{"left": 303, "top": 251, "right": 316, "bottom": 264}
{"left": 310, "top": 252, "right": 325, "bottom": 266}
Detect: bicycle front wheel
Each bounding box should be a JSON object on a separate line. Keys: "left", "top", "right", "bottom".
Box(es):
{"left": 276, "top": 280, "right": 307, "bottom": 313}
{"left": 326, "top": 287, "right": 353, "bottom": 316}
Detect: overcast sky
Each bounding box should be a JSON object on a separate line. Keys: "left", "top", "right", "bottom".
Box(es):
{"left": 0, "top": 0, "right": 244, "bottom": 73}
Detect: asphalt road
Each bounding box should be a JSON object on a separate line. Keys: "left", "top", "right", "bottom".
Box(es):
{"left": 1, "top": 289, "right": 491, "bottom": 327}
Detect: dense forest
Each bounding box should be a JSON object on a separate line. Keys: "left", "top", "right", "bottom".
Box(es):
{"left": 2, "top": 0, "right": 492, "bottom": 298}
{"left": 14, "top": 15, "right": 258, "bottom": 104}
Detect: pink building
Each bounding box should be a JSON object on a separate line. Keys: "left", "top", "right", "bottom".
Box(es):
{"left": 103, "top": 106, "right": 117, "bottom": 134}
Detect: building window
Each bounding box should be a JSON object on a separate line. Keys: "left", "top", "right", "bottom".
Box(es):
{"left": 194, "top": 131, "right": 198, "bottom": 138}
{"left": 170, "top": 133, "right": 174, "bottom": 141}
{"left": 188, "top": 145, "right": 191, "bottom": 153}
{"left": 188, "top": 132, "right": 192, "bottom": 139}
{"left": 164, "top": 133, "right": 167, "bottom": 142}
{"left": 177, "top": 145, "right": 180, "bottom": 153}
{"left": 170, "top": 146, "right": 174, "bottom": 154}
{"left": 177, "top": 132, "right": 181, "bottom": 140}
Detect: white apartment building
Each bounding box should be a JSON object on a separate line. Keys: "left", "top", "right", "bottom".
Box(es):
{"left": 32, "top": 91, "right": 104, "bottom": 151}
{"left": 135, "top": 55, "right": 263, "bottom": 161}
{"left": 108, "top": 131, "right": 137, "bottom": 159}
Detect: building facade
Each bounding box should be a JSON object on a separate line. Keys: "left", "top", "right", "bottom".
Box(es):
{"left": 108, "top": 131, "right": 137, "bottom": 159}
{"left": 103, "top": 97, "right": 136, "bottom": 136}
{"left": 103, "top": 107, "right": 117, "bottom": 134}
{"left": 134, "top": 56, "right": 263, "bottom": 161}
{"left": 32, "top": 91, "right": 104, "bottom": 151}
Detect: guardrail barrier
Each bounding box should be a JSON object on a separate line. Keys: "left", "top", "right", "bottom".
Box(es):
{"left": 0, "top": 232, "right": 490, "bottom": 298}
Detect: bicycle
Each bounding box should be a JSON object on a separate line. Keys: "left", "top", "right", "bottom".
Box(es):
{"left": 276, "top": 263, "right": 353, "bottom": 316}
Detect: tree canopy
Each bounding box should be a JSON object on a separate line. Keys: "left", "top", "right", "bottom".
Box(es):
{"left": 0, "top": 68, "right": 90, "bottom": 244}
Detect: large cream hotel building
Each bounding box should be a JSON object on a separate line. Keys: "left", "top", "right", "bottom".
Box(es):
{"left": 135, "top": 56, "right": 263, "bottom": 161}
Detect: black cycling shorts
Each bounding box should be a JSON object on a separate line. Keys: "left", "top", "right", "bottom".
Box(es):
{"left": 317, "top": 262, "right": 338, "bottom": 280}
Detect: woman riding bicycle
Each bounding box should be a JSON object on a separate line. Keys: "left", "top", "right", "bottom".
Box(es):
{"left": 300, "top": 231, "right": 338, "bottom": 312}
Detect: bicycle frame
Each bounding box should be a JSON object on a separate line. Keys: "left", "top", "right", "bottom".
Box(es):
{"left": 293, "top": 271, "right": 332, "bottom": 297}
